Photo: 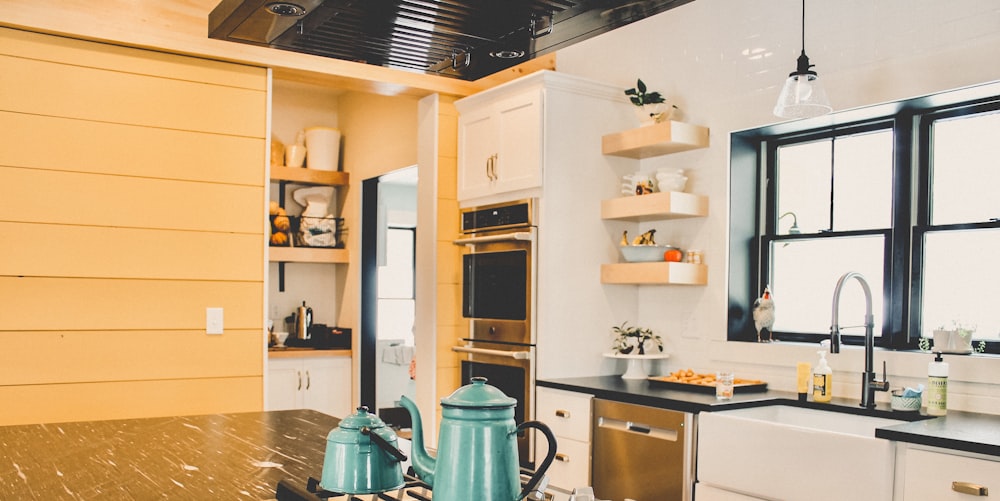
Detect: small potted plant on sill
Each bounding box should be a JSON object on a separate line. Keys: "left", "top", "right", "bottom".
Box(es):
{"left": 611, "top": 321, "right": 664, "bottom": 355}
{"left": 624, "top": 78, "right": 677, "bottom": 125}
{"left": 933, "top": 321, "right": 977, "bottom": 354}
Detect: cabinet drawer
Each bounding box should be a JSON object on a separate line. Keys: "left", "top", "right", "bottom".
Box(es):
{"left": 541, "top": 436, "right": 590, "bottom": 492}
{"left": 903, "top": 447, "right": 999, "bottom": 500}
{"left": 536, "top": 387, "right": 592, "bottom": 442}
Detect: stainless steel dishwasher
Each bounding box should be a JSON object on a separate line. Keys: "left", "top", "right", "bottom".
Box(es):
{"left": 591, "top": 399, "right": 694, "bottom": 501}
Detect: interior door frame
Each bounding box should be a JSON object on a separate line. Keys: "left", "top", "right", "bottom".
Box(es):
{"left": 359, "top": 176, "right": 379, "bottom": 409}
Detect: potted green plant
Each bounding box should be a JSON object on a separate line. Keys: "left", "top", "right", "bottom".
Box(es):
{"left": 933, "top": 321, "right": 976, "bottom": 354}
{"left": 624, "top": 78, "right": 675, "bottom": 125}
{"left": 611, "top": 321, "right": 663, "bottom": 355}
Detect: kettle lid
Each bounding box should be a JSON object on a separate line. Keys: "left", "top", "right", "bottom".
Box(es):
{"left": 336, "top": 406, "right": 387, "bottom": 430}
{"left": 441, "top": 377, "right": 516, "bottom": 409}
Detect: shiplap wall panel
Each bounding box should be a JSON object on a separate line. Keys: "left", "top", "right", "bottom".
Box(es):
{"left": 0, "top": 27, "right": 267, "bottom": 425}
{"left": 0, "top": 167, "right": 263, "bottom": 233}
{"left": 0, "top": 55, "right": 264, "bottom": 137}
{"left": 0, "top": 27, "right": 267, "bottom": 91}
{"left": 0, "top": 111, "right": 263, "bottom": 185}
{"left": 0, "top": 377, "right": 263, "bottom": 425}
{"left": 0, "top": 277, "right": 261, "bottom": 331}
{"left": 0, "top": 222, "right": 262, "bottom": 281}
{"left": 0, "top": 331, "right": 263, "bottom": 385}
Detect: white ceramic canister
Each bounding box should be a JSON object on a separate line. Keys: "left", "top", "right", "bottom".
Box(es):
{"left": 304, "top": 127, "right": 341, "bottom": 171}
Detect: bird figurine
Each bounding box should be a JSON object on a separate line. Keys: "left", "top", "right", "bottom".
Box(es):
{"left": 753, "top": 287, "right": 775, "bottom": 342}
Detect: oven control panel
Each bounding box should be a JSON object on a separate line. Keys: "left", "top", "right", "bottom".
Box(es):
{"left": 461, "top": 199, "right": 534, "bottom": 233}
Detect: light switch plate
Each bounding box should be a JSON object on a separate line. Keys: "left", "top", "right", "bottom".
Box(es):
{"left": 206, "top": 307, "right": 224, "bottom": 334}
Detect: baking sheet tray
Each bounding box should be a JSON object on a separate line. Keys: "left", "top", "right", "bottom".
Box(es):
{"left": 648, "top": 376, "right": 768, "bottom": 393}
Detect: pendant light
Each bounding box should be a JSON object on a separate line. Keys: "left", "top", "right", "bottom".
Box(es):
{"left": 773, "top": 0, "right": 832, "bottom": 119}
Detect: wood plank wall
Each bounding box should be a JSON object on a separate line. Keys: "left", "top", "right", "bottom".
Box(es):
{"left": 434, "top": 97, "right": 462, "bottom": 411}
{"left": 0, "top": 28, "right": 267, "bottom": 425}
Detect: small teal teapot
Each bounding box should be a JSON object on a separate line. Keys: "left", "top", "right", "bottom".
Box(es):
{"left": 320, "top": 406, "right": 407, "bottom": 494}
{"left": 400, "top": 377, "right": 557, "bottom": 501}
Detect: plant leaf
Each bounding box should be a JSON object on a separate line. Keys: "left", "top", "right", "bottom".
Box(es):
{"left": 637, "top": 79, "right": 647, "bottom": 94}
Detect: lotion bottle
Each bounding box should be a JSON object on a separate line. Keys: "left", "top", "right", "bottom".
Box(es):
{"left": 927, "top": 352, "right": 948, "bottom": 416}
{"left": 812, "top": 351, "right": 832, "bottom": 403}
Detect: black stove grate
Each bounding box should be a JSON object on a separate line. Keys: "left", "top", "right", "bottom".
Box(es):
{"left": 275, "top": 472, "right": 432, "bottom": 501}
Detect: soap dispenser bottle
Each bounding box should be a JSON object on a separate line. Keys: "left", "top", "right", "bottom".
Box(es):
{"left": 927, "top": 352, "right": 948, "bottom": 416}
{"left": 813, "top": 350, "right": 833, "bottom": 403}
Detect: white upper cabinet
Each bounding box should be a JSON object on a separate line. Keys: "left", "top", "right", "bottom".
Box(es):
{"left": 457, "top": 85, "right": 543, "bottom": 202}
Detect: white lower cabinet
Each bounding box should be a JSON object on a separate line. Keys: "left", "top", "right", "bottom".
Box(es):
{"left": 901, "top": 446, "right": 999, "bottom": 500}
{"left": 535, "top": 387, "right": 593, "bottom": 500}
{"left": 267, "top": 355, "right": 352, "bottom": 418}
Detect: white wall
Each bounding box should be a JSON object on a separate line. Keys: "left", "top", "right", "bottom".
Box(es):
{"left": 554, "top": 0, "right": 1000, "bottom": 413}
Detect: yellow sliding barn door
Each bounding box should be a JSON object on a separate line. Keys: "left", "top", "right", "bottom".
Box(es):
{"left": 0, "top": 27, "right": 267, "bottom": 425}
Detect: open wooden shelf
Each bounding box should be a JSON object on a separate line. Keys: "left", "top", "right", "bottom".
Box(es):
{"left": 601, "top": 191, "right": 709, "bottom": 221}
{"left": 602, "top": 121, "right": 709, "bottom": 159}
{"left": 270, "top": 165, "right": 349, "bottom": 186}
{"left": 601, "top": 262, "right": 708, "bottom": 285}
{"left": 269, "top": 246, "right": 349, "bottom": 264}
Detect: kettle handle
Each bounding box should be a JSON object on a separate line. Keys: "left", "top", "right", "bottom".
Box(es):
{"left": 515, "top": 421, "right": 557, "bottom": 501}
{"left": 360, "top": 426, "right": 408, "bottom": 462}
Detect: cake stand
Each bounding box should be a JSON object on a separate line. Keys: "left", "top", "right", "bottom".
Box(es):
{"left": 604, "top": 352, "right": 670, "bottom": 380}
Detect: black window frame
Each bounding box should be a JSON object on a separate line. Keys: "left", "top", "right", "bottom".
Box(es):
{"left": 728, "top": 81, "right": 1000, "bottom": 354}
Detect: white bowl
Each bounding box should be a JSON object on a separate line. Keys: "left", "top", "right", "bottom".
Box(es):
{"left": 620, "top": 245, "right": 674, "bottom": 262}
{"left": 274, "top": 331, "right": 290, "bottom": 347}
{"left": 656, "top": 169, "right": 687, "bottom": 192}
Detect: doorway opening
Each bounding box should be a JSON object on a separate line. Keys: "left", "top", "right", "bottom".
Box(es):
{"left": 361, "top": 166, "right": 417, "bottom": 429}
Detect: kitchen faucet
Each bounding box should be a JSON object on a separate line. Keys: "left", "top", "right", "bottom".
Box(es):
{"left": 830, "top": 272, "right": 890, "bottom": 409}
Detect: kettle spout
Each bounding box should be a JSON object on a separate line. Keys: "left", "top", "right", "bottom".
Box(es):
{"left": 399, "top": 395, "right": 435, "bottom": 485}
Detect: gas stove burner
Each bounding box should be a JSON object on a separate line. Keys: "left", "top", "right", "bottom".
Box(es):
{"left": 275, "top": 472, "right": 432, "bottom": 501}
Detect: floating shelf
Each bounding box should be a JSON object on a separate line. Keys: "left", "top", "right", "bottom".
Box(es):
{"left": 270, "top": 165, "right": 349, "bottom": 186}
{"left": 269, "top": 246, "right": 349, "bottom": 264}
{"left": 601, "top": 262, "right": 708, "bottom": 285}
{"left": 601, "top": 191, "right": 709, "bottom": 221}
{"left": 602, "top": 121, "right": 709, "bottom": 159}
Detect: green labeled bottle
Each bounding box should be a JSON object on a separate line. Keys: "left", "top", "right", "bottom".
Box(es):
{"left": 927, "top": 352, "right": 948, "bottom": 416}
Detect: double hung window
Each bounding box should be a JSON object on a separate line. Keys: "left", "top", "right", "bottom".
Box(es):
{"left": 728, "top": 83, "right": 1000, "bottom": 353}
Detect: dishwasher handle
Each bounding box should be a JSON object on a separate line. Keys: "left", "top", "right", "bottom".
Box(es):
{"left": 597, "top": 416, "right": 678, "bottom": 442}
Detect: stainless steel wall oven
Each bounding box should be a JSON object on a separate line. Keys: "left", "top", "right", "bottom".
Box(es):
{"left": 453, "top": 199, "right": 537, "bottom": 467}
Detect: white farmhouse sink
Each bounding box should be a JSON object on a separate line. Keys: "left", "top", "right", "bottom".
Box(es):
{"left": 697, "top": 405, "right": 904, "bottom": 501}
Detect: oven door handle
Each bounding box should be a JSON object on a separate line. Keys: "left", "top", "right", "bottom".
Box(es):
{"left": 452, "top": 345, "right": 533, "bottom": 360}
{"left": 453, "top": 231, "right": 535, "bottom": 245}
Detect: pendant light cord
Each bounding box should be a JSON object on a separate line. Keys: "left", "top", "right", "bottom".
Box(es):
{"left": 800, "top": 0, "right": 806, "bottom": 53}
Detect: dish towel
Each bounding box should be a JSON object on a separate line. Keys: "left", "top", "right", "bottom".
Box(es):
{"left": 382, "top": 344, "right": 415, "bottom": 365}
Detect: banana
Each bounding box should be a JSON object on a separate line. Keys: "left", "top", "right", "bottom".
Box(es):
{"left": 620, "top": 230, "right": 629, "bottom": 246}
{"left": 633, "top": 229, "right": 657, "bottom": 245}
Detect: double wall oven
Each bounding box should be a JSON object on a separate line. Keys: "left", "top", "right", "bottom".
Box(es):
{"left": 452, "top": 199, "right": 537, "bottom": 467}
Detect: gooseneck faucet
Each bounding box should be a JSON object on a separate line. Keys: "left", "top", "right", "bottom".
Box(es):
{"left": 830, "top": 272, "right": 890, "bottom": 409}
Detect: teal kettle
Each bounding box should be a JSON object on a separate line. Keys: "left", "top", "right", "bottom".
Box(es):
{"left": 400, "top": 377, "right": 557, "bottom": 501}
{"left": 320, "top": 406, "right": 407, "bottom": 494}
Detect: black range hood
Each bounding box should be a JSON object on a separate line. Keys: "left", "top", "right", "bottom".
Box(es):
{"left": 209, "top": 0, "right": 694, "bottom": 80}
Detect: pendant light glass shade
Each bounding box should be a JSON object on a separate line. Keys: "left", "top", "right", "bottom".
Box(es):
{"left": 773, "top": 1, "right": 831, "bottom": 119}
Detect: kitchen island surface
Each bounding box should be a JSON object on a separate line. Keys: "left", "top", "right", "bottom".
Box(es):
{"left": 0, "top": 409, "right": 338, "bottom": 499}
{"left": 539, "top": 376, "right": 1000, "bottom": 457}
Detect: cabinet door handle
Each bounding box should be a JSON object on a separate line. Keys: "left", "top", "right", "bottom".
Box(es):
{"left": 485, "top": 155, "right": 495, "bottom": 181}
{"left": 305, "top": 370, "right": 311, "bottom": 390}
{"left": 296, "top": 371, "right": 302, "bottom": 391}
{"left": 491, "top": 153, "right": 498, "bottom": 179}
{"left": 952, "top": 481, "right": 989, "bottom": 496}
{"left": 555, "top": 409, "right": 570, "bottom": 418}
{"left": 554, "top": 453, "right": 570, "bottom": 463}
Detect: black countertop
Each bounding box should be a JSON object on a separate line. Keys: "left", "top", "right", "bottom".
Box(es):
{"left": 0, "top": 410, "right": 338, "bottom": 499}
{"left": 539, "top": 376, "right": 1000, "bottom": 458}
